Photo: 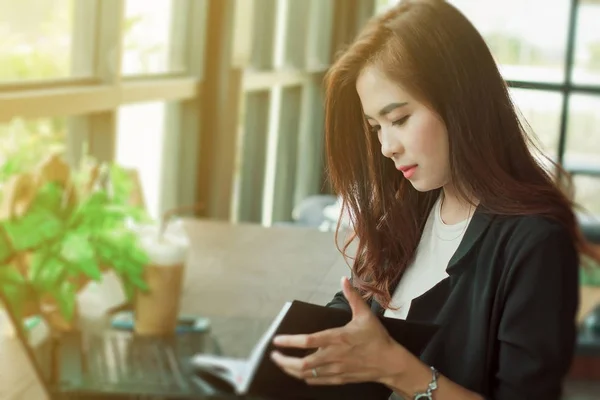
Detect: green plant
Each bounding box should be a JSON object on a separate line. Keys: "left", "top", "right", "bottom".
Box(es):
{"left": 0, "top": 118, "right": 66, "bottom": 185}
{"left": 0, "top": 157, "right": 151, "bottom": 326}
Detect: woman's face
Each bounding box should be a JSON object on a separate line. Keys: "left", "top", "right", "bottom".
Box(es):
{"left": 356, "top": 65, "right": 451, "bottom": 192}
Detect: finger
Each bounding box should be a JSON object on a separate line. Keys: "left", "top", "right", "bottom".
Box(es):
{"left": 273, "top": 327, "right": 346, "bottom": 348}
{"left": 270, "top": 350, "right": 304, "bottom": 371}
{"left": 300, "top": 362, "right": 344, "bottom": 379}
{"left": 300, "top": 346, "right": 337, "bottom": 370}
{"left": 270, "top": 351, "right": 304, "bottom": 380}
{"left": 306, "top": 376, "right": 345, "bottom": 386}
{"left": 270, "top": 347, "right": 335, "bottom": 374}
{"left": 341, "top": 276, "right": 370, "bottom": 318}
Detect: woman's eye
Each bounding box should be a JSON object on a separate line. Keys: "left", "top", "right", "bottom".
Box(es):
{"left": 392, "top": 115, "right": 410, "bottom": 127}
{"left": 368, "top": 125, "right": 380, "bottom": 134}
{"left": 368, "top": 116, "right": 409, "bottom": 134}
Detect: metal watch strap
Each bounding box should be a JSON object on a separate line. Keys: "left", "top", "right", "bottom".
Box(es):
{"left": 413, "top": 366, "right": 439, "bottom": 400}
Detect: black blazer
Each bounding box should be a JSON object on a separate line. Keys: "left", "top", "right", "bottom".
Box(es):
{"left": 326, "top": 210, "right": 580, "bottom": 400}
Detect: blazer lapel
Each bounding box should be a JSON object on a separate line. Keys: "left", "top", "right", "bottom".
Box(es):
{"left": 370, "top": 207, "right": 494, "bottom": 316}
{"left": 446, "top": 207, "right": 494, "bottom": 274}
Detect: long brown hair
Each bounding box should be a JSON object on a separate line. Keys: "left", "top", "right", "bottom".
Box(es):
{"left": 325, "top": 0, "right": 600, "bottom": 308}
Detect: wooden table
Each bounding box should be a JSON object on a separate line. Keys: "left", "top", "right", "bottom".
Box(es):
{"left": 1, "top": 219, "right": 599, "bottom": 399}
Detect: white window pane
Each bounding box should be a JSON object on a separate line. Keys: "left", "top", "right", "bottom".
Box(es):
{"left": 573, "top": 0, "right": 600, "bottom": 85}
{"left": 450, "top": 0, "right": 570, "bottom": 83}
{"left": 375, "top": 0, "right": 397, "bottom": 14}
{"left": 122, "top": 0, "right": 180, "bottom": 75}
{"left": 375, "top": 0, "right": 571, "bottom": 83}
{"left": 565, "top": 94, "right": 600, "bottom": 170}
{"left": 116, "top": 102, "right": 167, "bottom": 220}
{"left": 0, "top": 0, "right": 74, "bottom": 82}
{"left": 509, "top": 88, "right": 563, "bottom": 161}
{"left": 573, "top": 175, "right": 600, "bottom": 217}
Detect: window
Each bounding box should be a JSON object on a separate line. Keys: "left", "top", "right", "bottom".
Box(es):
{"left": 122, "top": 0, "right": 187, "bottom": 75}
{"left": 566, "top": 94, "right": 600, "bottom": 168}
{"left": 509, "top": 88, "right": 562, "bottom": 160}
{"left": 573, "top": 0, "right": 600, "bottom": 85}
{"left": 574, "top": 175, "right": 600, "bottom": 216}
{"left": 376, "top": 0, "right": 571, "bottom": 83}
{"left": 227, "top": 0, "right": 334, "bottom": 225}
{"left": 116, "top": 102, "right": 168, "bottom": 220}
{"left": 0, "top": 0, "right": 76, "bottom": 81}
{"left": 451, "top": 0, "right": 570, "bottom": 83}
{"left": 0, "top": 0, "right": 206, "bottom": 221}
{"left": 374, "top": 0, "right": 600, "bottom": 217}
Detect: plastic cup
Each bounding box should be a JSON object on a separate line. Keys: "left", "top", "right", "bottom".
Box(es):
{"left": 133, "top": 224, "right": 189, "bottom": 336}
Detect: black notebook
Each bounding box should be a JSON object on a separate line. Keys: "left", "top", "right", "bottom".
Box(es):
{"left": 191, "top": 300, "right": 438, "bottom": 400}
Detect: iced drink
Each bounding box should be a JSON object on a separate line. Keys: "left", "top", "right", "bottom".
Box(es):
{"left": 134, "top": 224, "right": 189, "bottom": 335}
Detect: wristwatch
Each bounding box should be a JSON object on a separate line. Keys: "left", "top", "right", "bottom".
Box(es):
{"left": 413, "top": 366, "right": 439, "bottom": 400}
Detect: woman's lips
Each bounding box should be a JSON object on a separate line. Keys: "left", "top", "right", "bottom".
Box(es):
{"left": 398, "top": 165, "right": 418, "bottom": 179}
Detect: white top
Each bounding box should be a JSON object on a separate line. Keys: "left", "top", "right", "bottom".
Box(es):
{"left": 384, "top": 196, "right": 473, "bottom": 320}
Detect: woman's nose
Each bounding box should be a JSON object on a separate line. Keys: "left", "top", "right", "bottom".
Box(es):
{"left": 379, "top": 128, "right": 403, "bottom": 159}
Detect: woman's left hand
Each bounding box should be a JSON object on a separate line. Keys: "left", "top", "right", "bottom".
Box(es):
{"left": 270, "top": 276, "right": 414, "bottom": 386}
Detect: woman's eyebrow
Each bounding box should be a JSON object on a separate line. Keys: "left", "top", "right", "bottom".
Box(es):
{"left": 364, "top": 102, "right": 408, "bottom": 119}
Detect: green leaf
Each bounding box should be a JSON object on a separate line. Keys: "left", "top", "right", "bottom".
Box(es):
{"left": 70, "top": 192, "right": 128, "bottom": 231}
{"left": 0, "top": 156, "right": 26, "bottom": 183}
{"left": 4, "top": 205, "right": 64, "bottom": 251}
{"left": 89, "top": 229, "right": 148, "bottom": 294}
{"left": 78, "top": 258, "right": 102, "bottom": 281}
{"left": 0, "top": 265, "right": 26, "bottom": 285}
{"left": 1, "top": 285, "right": 28, "bottom": 317}
{"left": 0, "top": 267, "right": 30, "bottom": 317}
{"left": 109, "top": 164, "right": 133, "bottom": 206}
{"left": 28, "top": 248, "right": 49, "bottom": 283}
{"left": 30, "top": 254, "right": 66, "bottom": 292}
{"left": 60, "top": 232, "right": 101, "bottom": 281}
{"left": 129, "top": 245, "right": 150, "bottom": 266}
{"left": 120, "top": 277, "right": 136, "bottom": 302}
{"left": 32, "top": 182, "right": 64, "bottom": 214}
{"left": 60, "top": 232, "right": 94, "bottom": 260}
{"left": 54, "top": 281, "right": 76, "bottom": 321}
{"left": 127, "top": 271, "right": 149, "bottom": 291}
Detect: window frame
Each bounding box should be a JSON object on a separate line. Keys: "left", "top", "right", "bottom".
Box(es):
{"left": 505, "top": 0, "right": 600, "bottom": 178}
{"left": 0, "top": 0, "right": 208, "bottom": 217}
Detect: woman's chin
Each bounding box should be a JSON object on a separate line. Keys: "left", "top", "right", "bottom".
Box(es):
{"left": 408, "top": 179, "right": 438, "bottom": 193}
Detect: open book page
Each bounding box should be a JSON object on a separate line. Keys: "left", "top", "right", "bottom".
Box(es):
{"left": 190, "top": 301, "right": 292, "bottom": 394}
{"left": 241, "top": 301, "right": 292, "bottom": 393}
{"left": 190, "top": 354, "right": 248, "bottom": 393}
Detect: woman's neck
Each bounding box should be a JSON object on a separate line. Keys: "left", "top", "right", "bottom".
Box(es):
{"left": 439, "top": 185, "right": 478, "bottom": 225}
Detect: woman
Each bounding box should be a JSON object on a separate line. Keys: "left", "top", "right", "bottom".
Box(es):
{"left": 269, "top": 0, "right": 600, "bottom": 399}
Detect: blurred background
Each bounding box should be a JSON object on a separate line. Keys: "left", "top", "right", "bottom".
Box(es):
{"left": 0, "top": 0, "right": 599, "bottom": 226}
{"left": 1, "top": 2, "right": 600, "bottom": 398}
